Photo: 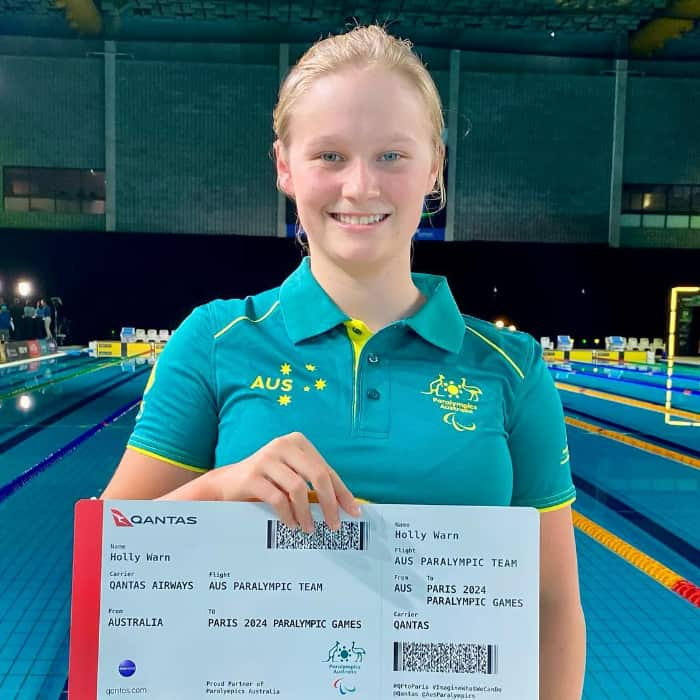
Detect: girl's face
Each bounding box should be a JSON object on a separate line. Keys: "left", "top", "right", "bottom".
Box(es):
{"left": 276, "top": 66, "right": 439, "bottom": 274}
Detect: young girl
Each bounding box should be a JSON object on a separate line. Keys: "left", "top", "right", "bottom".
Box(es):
{"left": 101, "top": 25, "right": 585, "bottom": 699}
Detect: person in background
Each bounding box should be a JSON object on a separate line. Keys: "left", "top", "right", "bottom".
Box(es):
{"left": 36, "top": 299, "right": 53, "bottom": 340}
{"left": 0, "top": 303, "right": 11, "bottom": 343}
{"left": 9, "top": 297, "right": 23, "bottom": 340}
{"left": 23, "top": 299, "right": 35, "bottom": 318}
{"left": 22, "top": 298, "right": 37, "bottom": 340}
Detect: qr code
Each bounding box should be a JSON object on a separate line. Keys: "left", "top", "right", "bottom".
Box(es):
{"left": 266, "top": 520, "right": 369, "bottom": 550}
{"left": 393, "top": 642, "right": 498, "bottom": 674}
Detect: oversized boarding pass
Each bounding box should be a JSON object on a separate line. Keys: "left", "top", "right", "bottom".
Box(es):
{"left": 69, "top": 500, "right": 540, "bottom": 700}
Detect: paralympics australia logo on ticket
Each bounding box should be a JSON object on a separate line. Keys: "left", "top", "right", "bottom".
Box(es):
{"left": 324, "top": 641, "right": 366, "bottom": 677}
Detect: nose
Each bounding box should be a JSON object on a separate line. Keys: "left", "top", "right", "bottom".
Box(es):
{"left": 341, "top": 159, "right": 380, "bottom": 200}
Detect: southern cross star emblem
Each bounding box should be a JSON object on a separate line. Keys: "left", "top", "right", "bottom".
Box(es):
{"left": 263, "top": 362, "right": 329, "bottom": 406}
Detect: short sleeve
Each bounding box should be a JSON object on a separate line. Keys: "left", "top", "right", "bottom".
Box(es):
{"left": 127, "top": 304, "right": 218, "bottom": 471}
{"left": 507, "top": 337, "right": 576, "bottom": 510}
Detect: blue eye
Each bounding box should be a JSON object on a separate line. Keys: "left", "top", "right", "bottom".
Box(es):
{"left": 320, "top": 153, "right": 341, "bottom": 162}
{"left": 381, "top": 152, "right": 401, "bottom": 162}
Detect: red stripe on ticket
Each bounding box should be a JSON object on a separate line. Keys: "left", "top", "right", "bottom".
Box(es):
{"left": 69, "top": 499, "right": 104, "bottom": 699}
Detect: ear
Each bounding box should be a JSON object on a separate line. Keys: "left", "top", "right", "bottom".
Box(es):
{"left": 274, "top": 140, "right": 295, "bottom": 198}
{"left": 426, "top": 154, "right": 441, "bottom": 196}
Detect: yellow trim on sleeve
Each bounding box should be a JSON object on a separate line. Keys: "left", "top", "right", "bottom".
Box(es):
{"left": 213, "top": 300, "right": 280, "bottom": 340}
{"left": 127, "top": 445, "right": 209, "bottom": 474}
{"left": 464, "top": 325, "right": 525, "bottom": 380}
{"left": 537, "top": 496, "right": 576, "bottom": 513}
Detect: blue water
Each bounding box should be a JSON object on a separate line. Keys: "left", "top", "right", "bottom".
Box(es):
{"left": 0, "top": 353, "right": 697, "bottom": 699}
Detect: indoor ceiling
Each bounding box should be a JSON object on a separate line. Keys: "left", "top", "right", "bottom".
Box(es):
{"left": 1, "top": 0, "right": 700, "bottom": 59}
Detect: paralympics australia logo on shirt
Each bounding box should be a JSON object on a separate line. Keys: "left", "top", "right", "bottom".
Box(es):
{"left": 421, "top": 374, "right": 483, "bottom": 432}
{"left": 249, "top": 362, "right": 328, "bottom": 407}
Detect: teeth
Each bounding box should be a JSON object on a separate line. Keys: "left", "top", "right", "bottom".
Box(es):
{"left": 335, "top": 213, "right": 386, "bottom": 225}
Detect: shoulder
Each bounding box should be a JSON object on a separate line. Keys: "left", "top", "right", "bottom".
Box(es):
{"left": 460, "top": 313, "right": 540, "bottom": 383}
{"left": 195, "top": 286, "right": 283, "bottom": 342}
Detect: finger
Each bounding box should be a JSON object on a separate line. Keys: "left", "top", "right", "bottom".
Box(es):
{"left": 328, "top": 469, "right": 361, "bottom": 517}
{"left": 250, "top": 476, "right": 298, "bottom": 531}
{"left": 294, "top": 435, "right": 360, "bottom": 518}
{"left": 285, "top": 439, "right": 340, "bottom": 530}
{"left": 264, "top": 462, "right": 315, "bottom": 533}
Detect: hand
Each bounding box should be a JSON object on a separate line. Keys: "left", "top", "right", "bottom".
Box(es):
{"left": 209, "top": 432, "right": 360, "bottom": 533}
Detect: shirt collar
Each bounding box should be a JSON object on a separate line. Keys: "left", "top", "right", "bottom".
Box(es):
{"left": 279, "top": 258, "right": 349, "bottom": 343}
{"left": 406, "top": 273, "right": 465, "bottom": 353}
{"left": 279, "top": 257, "right": 465, "bottom": 353}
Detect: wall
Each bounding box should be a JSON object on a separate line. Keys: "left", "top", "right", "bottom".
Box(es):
{"left": 0, "top": 45, "right": 104, "bottom": 231}
{"left": 0, "top": 38, "right": 699, "bottom": 247}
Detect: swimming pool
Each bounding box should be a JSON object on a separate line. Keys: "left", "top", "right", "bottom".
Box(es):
{"left": 0, "top": 352, "right": 697, "bottom": 699}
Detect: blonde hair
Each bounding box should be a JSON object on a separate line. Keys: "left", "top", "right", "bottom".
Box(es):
{"left": 273, "top": 24, "right": 446, "bottom": 212}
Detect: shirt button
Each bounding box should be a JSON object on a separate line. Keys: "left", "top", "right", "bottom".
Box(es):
{"left": 366, "top": 389, "right": 380, "bottom": 400}
{"left": 367, "top": 353, "right": 379, "bottom": 364}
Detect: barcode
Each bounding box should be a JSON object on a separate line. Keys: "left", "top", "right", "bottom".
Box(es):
{"left": 266, "top": 520, "right": 369, "bottom": 550}
{"left": 393, "top": 642, "right": 498, "bottom": 674}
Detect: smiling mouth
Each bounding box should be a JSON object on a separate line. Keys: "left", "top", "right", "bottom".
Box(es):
{"left": 330, "top": 213, "right": 390, "bottom": 226}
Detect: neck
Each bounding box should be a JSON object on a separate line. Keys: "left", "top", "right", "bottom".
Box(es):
{"left": 309, "top": 254, "right": 425, "bottom": 332}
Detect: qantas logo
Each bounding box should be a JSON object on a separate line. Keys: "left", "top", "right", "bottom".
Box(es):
{"left": 111, "top": 508, "right": 133, "bottom": 527}
{"left": 110, "top": 507, "right": 197, "bottom": 527}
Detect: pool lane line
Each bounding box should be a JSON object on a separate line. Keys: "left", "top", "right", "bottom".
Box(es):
{"left": 0, "top": 398, "right": 141, "bottom": 504}
{"left": 564, "top": 414, "right": 700, "bottom": 470}
{"left": 550, "top": 364, "right": 700, "bottom": 397}
{"left": 564, "top": 404, "right": 700, "bottom": 460}
{"left": 0, "top": 353, "right": 150, "bottom": 402}
{"left": 0, "top": 351, "right": 68, "bottom": 370}
{"left": 570, "top": 471, "right": 699, "bottom": 568}
{"left": 572, "top": 510, "right": 700, "bottom": 608}
{"left": 562, "top": 360, "right": 700, "bottom": 383}
{"left": 0, "top": 360, "right": 116, "bottom": 401}
{"left": 555, "top": 381, "right": 700, "bottom": 423}
{"left": 0, "top": 354, "right": 108, "bottom": 394}
{"left": 0, "top": 367, "right": 150, "bottom": 457}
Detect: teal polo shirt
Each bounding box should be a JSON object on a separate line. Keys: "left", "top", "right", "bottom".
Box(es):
{"left": 128, "top": 257, "right": 575, "bottom": 512}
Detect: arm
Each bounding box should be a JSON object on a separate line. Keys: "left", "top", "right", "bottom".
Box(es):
{"left": 101, "top": 305, "right": 356, "bottom": 525}
{"left": 101, "top": 435, "right": 359, "bottom": 531}
{"left": 100, "top": 448, "right": 217, "bottom": 501}
{"left": 539, "top": 505, "right": 586, "bottom": 700}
